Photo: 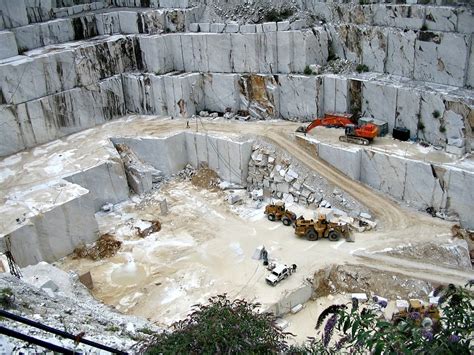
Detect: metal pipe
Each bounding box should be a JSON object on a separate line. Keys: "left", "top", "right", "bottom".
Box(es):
{"left": 0, "top": 325, "right": 75, "bottom": 354}
{"left": 0, "top": 310, "right": 127, "bottom": 354}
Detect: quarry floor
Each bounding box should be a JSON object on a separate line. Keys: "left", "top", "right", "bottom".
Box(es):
{"left": 1, "top": 115, "right": 473, "bottom": 341}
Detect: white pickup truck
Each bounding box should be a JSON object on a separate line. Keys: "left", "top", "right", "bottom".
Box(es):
{"left": 265, "top": 263, "right": 297, "bottom": 286}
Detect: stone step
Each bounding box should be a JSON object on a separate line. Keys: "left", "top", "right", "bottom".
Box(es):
{"left": 0, "top": 34, "right": 138, "bottom": 105}
{"left": 324, "top": 23, "right": 473, "bottom": 87}
{"left": 0, "top": 31, "right": 18, "bottom": 60}
{"left": 11, "top": 7, "right": 199, "bottom": 52}
{"left": 120, "top": 71, "right": 473, "bottom": 154}
{"left": 308, "top": 3, "right": 473, "bottom": 34}
{"left": 0, "top": 74, "right": 125, "bottom": 157}
{"left": 0, "top": 1, "right": 194, "bottom": 30}
{"left": 302, "top": 0, "right": 471, "bottom": 6}
{"left": 189, "top": 20, "right": 307, "bottom": 33}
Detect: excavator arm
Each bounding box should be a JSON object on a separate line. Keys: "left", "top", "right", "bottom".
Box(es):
{"left": 296, "top": 119, "right": 323, "bottom": 133}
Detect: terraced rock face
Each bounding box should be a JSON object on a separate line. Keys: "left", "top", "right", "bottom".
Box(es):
{"left": 0, "top": 1, "right": 472, "bottom": 158}
{"left": 0, "top": 1, "right": 473, "bottom": 260}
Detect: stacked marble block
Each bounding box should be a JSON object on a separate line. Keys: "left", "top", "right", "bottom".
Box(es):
{"left": 189, "top": 19, "right": 306, "bottom": 33}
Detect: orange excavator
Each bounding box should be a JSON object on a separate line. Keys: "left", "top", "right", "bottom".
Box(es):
{"left": 296, "top": 112, "right": 378, "bottom": 146}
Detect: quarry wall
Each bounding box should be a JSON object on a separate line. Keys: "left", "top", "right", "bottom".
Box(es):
{"left": 0, "top": 131, "right": 252, "bottom": 267}
{"left": 0, "top": 1, "right": 473, "bottom": 265}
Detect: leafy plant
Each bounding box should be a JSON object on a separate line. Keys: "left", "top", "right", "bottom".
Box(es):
{"left": 439, "top": 125, "right": 446, "bottom": 133}
{"left": 105, "top": 325, "right": 120, "bottom": 332}
{"left": 356, "top": 64, "right": 369, "bottom": 73}
{"left": 265, "top": 8, "right": 294, "bottom": 22}
{"left": 433, "top": 110, "right": 441, "bottom": 119}
{"left": 418, "top": 121, "right": 425, "bottom": 131}
{"left": 143, "top": 294, "right": 290, "bottom": 353}
{"left": 314, "top": 283, "right": 473, "bottom": 354}
{"left": 0, "top": 288, "right": 14, "bottom": 309}
{"left": 421, "top": 24, "right": 428, "bottom": 31}
{"left": 138, "top": 327, "right": 154, "bottom": 335}
{"left": 304, "top": 65, "right": 313, "bottom": 75}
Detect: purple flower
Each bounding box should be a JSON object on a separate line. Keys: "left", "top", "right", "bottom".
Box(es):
{"left": 421, "top": 329, "right": 433, "bottom": 341}
{"left": 409, "top": 312, "right": 421, "bottom": 320}
{"left": 323, "top": 314, "right": 338, "bottom": 347}
{"left": 448, "top": 334, "right": 460, "bottom": 343}
{"left": 377, "top": 300, "right": 388, "bottom": 308}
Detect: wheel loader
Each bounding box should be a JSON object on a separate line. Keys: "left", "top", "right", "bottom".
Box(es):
{"left": 294, "top": 214, "right": 351, "bottom": 241}
{"left": 264, "top": 202, "right": 297, "bottom": 226}
{"left": 391, "top": 299, "right": 440, "bottom": 326}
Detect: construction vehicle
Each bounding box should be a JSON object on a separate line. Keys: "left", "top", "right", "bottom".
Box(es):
{"left": 338, "top": 123, "right": 378, "bottom": 146}
{"left": 391, "top": 299, "right": 440, "bottom": 326}
{"left": 296, "top": 112, "right": 354, "bottom": 134}
{"left": 264, "top": 202, "right": 297, "bottom": 226}
{"left": 294, "top": 214, "right": 351, "bottom": 241}
{"left": 296, "top": 112, "right": 379, "bottom": 146}
{"left": 265, "top": 263, "right": 297, "bottom": 286}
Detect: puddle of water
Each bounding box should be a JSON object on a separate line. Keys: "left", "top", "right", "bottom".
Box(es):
{"left": 110, "top": 257, "right": 147, "bottom": 287}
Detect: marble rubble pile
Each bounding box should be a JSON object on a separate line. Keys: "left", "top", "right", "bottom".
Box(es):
{"left": 246, "top": 142, "right": 370, "bottom": 219}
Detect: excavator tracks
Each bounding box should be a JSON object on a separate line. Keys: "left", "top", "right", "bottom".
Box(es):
{"left": 339, "top": 135, "right": 370, "bottom": 145}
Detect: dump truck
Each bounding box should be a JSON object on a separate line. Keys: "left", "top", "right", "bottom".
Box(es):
{"left": 265, "top": 263, "right": 297, "bottom": 286}
{"left": 294, "top": 214, "right": 351, "bottom": 241}
{"left": 264, "top": 202, "right": 297, "bottom": 226}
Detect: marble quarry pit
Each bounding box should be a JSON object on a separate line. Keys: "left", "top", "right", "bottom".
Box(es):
{"left": 0, "top": 0, "right": 473, "bottom": 352}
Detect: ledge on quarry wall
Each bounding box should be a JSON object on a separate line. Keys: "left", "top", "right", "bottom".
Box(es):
{"left": 0, "top": 131, "right": 253, "bottom": 266}
{"left": 112, "top": 132, "right": 253, "bottom": 186}
{"left": 0, "top": 180, "right": 100, "bottom": 267}
{"left": 121, "top": 72, "right": 473, "bottom": 154}
{"left": 303, "top": 136, "right": 474, "bottom": 229}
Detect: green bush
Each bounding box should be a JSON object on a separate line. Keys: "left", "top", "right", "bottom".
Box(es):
{"left": 142, "top": 284, "right": 473, "bottom": 354}
{"left": 356, "top": 64, "right": 369, "bottom": 73}
{"left": 439, "top": 125, "right": 446, "bottom": 133}
{"left": 432, "top": 110, "right": 441, "bottom": 119}
{"left": 304, "top": 65, "right": 313, "bottom": 75}
{"left": 0, "top": 288, "right": 14, "bottom": 309}
{"left": 144, "top": 295, "right": 288, "bottom": 354}
{"left": 264, "top": 8, "right": 294, "bottom": 22}
{"left": 418, "top": 121, "right": 425, "bottom": 131}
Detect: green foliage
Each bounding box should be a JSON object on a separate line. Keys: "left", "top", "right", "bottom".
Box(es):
{"left": 356, "top": 64, "right": 369, "bottom": 73}
{"left": 418, "top": 121, "right": 425, "bottom": 131}
{"left": 0, "top": 288, "right": 14, "bottom": 309}
{"left": 304, "top": 65, "right": 313, "bottom": 75}
{"left": 138, "top": 327, "right": 154, "bottom": 335}
{"left": 314, "top": 283, "right": 474, "bottom": 354}
{"left": 265, "top": 8, "right": 294, "bottom": 22}
{"left": 144, "top": 294, "right": 289, "bottom": 354}
{"left": 105, "top": 325, "right": 120, "bottom": 332}
{"left": 326, "top": 42, "right": 339, "bottom": 62}
{"left": 421, "top": 24, "right": 428, "bottom": 31}
{"left": 432, "top": 110, "right": 441, "bottom": 119}
{"left": 439, "top": 125, "right": 446, "bottom": 133}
